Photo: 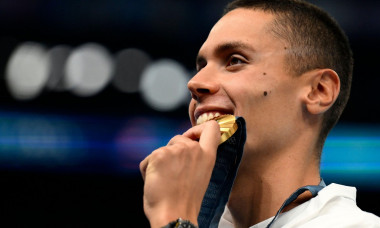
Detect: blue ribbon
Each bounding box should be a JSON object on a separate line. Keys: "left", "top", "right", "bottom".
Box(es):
{"left": 197, "top": 117, "right": 246, "bottom": 228}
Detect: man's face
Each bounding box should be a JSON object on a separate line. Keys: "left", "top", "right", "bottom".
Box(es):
{"left": 188, "top": 9, "right": 306, "bottom": 154}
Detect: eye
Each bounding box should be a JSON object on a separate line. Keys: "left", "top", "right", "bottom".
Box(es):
{"left": 228, "top": 57, "right": 243, "bottom": 66}
{"left": 226, "top": 55, "right": 248, "bottom": 68}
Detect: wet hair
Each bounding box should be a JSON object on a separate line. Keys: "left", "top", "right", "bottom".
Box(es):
{"left": 224, "top": 0, "right": 353, "bottom": 155}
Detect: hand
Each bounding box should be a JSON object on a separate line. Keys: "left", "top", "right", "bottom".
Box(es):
{"left": 140, "top": 120, "right": 220, "bottom": 228}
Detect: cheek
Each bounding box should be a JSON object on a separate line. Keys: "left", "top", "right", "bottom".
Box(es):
{"left": 188, "top": 100, "right": 196, "bottom": 125}
{"left": 236, "top": 84, "right": 273, "bottom": 111}
{"left": 224, "top": 72, "right": 277, "bottom": 114}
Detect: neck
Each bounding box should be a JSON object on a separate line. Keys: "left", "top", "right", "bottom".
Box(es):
{"left": 227, "top": 142, "right": 320, "bottom": 228}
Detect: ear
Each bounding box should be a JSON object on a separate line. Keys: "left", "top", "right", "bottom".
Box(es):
{"left": 302, "top": 69, "right": 340, "bottom": 115}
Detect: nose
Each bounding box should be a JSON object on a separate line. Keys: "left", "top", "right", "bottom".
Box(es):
{"left": 187, "top": 70, "right": 220, "bottom": 101}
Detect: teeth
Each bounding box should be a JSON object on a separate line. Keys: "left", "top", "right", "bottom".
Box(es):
{"left": 196, "top": 112, "right": 221, "bottom": 125}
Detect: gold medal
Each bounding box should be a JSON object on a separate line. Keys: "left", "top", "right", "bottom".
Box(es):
{"left": 213, "top": 115, "right": 238, "bottom": 144}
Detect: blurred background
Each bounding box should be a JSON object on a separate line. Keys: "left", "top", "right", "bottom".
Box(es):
{"left": 0, "top": 0, "right": 379, "bottom": 226}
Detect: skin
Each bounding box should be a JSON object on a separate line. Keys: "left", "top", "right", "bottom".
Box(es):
{"left": 141, "top": 8, "right": 340, "bottom": 228}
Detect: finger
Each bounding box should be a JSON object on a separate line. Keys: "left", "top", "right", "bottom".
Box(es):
{"left": 198, "top": 121, "right": 220, "bottom": 154}
{"left": 167, "top": 134, "right": 192, "bottom": 146}
{"left": 139, "top": 155, "right": 150, "bottom": 181}
{"left": 183, "top": 120, "right": 220, "bottom": 153}
{"left": 182, "top": 121, "right": 213, "bottom": 141}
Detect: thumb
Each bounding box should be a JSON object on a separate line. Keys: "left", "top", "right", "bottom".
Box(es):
{"left": 183, "top": 120, "right": 220, "bottom": 154}
{"left": 199, "top": 121, "right": 220, "bottom": 154}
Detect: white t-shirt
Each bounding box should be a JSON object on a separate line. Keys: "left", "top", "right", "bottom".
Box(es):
{"left": 218, "top": 183, "right": 380, "bottom": 228}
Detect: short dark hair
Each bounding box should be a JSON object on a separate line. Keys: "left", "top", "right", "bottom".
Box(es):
{"left": 224, "top": 0, "right": 353, "bottom": 155}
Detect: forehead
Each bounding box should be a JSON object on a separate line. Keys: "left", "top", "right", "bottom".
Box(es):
{"left": 199, "top": 9, "right": 278, "bottom": 54}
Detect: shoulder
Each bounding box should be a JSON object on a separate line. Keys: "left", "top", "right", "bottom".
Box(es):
{"left": 276, "top": 183, "right": 380, "bottom": 228}
{"left": 304, "top": 183, "right": 380, "bottom": 227}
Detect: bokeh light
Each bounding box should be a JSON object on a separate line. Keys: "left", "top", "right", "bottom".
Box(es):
{"left": 5, "top": 42, "right": 49, "bottom": 100}
{"left": 112, "top": 48, "right": 151, "bottom": 93}
{"left": 46, "top": 45, "right": 72, "bottom": 92}
{"left": 140, "top": 59, "right": 189, "bottom": 111}
{"left": 64, "top": 43, "right": 114, "bottom": 97}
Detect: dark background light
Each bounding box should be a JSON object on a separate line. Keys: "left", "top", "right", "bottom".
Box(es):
{"left": 0, "top": 0, "right": 379, "bottom": 226}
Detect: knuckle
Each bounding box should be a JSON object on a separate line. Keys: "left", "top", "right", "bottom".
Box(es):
{"left": 168, "top": 134, "right": 183, "bottom": 144}
{"left": 172, "top": 134, "right": 183, "bottom": 140}
{"left": 170, "top": 142, "right": 187, "bottom": 154}
{"left": 175, "top": 140, "right": 197, "bottom": 152}
{"left": 151, "top": 147, "right": 167, "bottom": 161}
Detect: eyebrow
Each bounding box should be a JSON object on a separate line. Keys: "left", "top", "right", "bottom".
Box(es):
{"left": 196, "top": 41, "right": 255, "bottom": 67}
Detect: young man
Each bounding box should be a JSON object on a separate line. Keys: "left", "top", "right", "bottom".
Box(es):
{"left": 140, "top": 0, "right": 380, "bottom": 227}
